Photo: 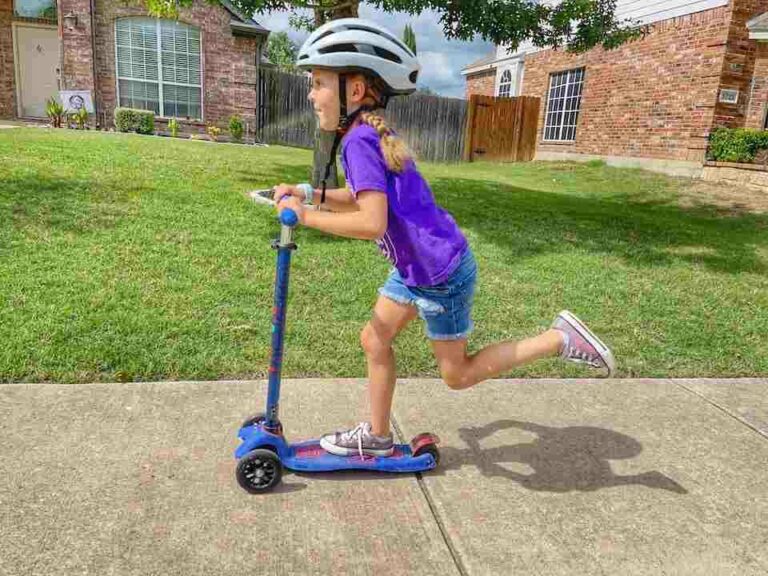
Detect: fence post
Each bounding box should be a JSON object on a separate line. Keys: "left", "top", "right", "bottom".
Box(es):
{"left": 463, "top": 95, "right": 479, "bottom": 162}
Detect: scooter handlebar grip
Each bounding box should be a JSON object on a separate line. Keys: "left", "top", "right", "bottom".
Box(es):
{"left": 279, "top": 207, "right": 299, "bottom": 227}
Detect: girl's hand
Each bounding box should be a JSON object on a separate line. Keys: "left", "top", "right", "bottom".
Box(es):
{"left": 272, "top": 183, "right": 304, "bottom": 204}
{"left": 277, "top": 195, "right": 306, "bottom": 224}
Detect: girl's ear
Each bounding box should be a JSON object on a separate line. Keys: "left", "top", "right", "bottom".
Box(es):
{"left": 349, "top": 76, "right": 368, "bottom": 103}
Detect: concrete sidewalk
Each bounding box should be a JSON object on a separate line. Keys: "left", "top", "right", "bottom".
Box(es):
{"left": 1, "top": 378, "right": 766, "bottom": 575}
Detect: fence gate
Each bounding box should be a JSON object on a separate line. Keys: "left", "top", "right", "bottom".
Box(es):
{"left": 463, "top": 95, "right": 540, "bottom": 162}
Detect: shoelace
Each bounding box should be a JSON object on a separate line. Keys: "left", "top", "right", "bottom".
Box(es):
{"left": 567, "top": 346, "right": 601, "bottom": 368}
{"left": 341, "top": 423, "right": 368, "bottom": 459}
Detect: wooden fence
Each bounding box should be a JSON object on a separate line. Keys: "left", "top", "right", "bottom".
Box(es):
{"left": 257, "top": 69, "right": 468, "bottom": 163}
{"left": 257, "top": 69, "right": 539, "bottom": 164}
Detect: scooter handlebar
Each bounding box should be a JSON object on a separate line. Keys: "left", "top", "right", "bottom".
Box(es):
{"left": 279, "top": 208, "right": 298, "bottom": 227}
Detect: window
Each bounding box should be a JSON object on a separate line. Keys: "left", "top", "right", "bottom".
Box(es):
{"left": 543, "top": 68, "right": 585, "bottom": 142}
{"left": 14, "top": 0, "right": 57, "bottom": 21}
{"left": 498, "top": 69, "right": 513, "bottom": 98}
{"left": 115, "top": 18, "right": 202, "bottom": 119}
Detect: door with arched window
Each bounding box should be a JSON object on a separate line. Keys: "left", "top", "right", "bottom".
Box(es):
{"left": 115, "top": 17, "right": 202, "bottom": 119}
{"left": 498, "top": 69, "right": 513, "bottom": 98}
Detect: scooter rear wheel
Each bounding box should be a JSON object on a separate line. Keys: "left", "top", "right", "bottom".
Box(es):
{"left": 413, "top": 443, "right": 440, "bottom": 467}
{"left": 236, "top": 449, "right": 283, "bottom": 493}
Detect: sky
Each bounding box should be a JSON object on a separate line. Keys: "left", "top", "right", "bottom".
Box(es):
{"left": 255, "top": 6, "right": 496, "bottom": 99}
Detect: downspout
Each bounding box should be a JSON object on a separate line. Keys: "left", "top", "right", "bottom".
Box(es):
{"left": 89, "top": 0, "right": 99, "bottom": 125}
{"left": 255, "top": 39, "right": 260, "bottom": 142}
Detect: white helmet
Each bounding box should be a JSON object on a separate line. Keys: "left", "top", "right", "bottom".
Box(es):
{"left": 296, "top": 18, "right": 420, "bottom": 96}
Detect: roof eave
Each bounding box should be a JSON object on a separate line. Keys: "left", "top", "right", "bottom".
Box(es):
{"left": 231, "top": 20, "right": 269, "bottom": 38}
{"left": 747, "top": 12, "right": 768, "bottom": 30}
{"left": 461, "top": 63, "right": 497, "bottom": 76}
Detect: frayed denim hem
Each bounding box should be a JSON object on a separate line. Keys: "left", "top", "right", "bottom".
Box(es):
{"left": 426, "top": 321, "right": 474, "bottom": 342}
{"left": 378, "top": 289, "right": 413, "bottom": 307}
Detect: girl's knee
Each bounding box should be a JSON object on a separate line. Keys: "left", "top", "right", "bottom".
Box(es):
{"left": 440, "top": 363, "right": 474, "bottom": 390}
{"left": 360, "top": 323, "right": 392, "bottom": 359}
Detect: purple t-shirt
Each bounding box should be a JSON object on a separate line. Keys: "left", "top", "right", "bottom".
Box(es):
{"left": 340, "top": 123, "right": 467, "bottom": 287}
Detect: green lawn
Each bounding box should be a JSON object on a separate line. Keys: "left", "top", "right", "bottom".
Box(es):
{"left": 1, "top": 128, "right": 766, "bottom": 383}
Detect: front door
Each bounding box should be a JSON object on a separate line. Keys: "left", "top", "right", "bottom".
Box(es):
{"left": 14, "top": 23, "right": 59, "bottom": 118}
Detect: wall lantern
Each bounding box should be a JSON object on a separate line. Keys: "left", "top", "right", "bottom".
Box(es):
{"left": 63, "top": 12, "right": 78, "bottom": 29}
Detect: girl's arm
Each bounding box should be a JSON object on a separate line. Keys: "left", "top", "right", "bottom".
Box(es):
{"left": 272, "top": 183, "right": 359, "bottom": 213}
{"left": 281, "top": 191, "right": 387, "bottom": 241}
{"left": 312, "top": 187, "right": 360, "bottom": 213}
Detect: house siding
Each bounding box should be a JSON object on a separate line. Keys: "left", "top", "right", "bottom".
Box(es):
{"left": 615, "top": 0, "right": 729, "bottom": 25}
{"left": 520, "top": 6, "right": 732, "bottom": 163}
{"left": 0, "top": 0, "right": 15, "bottom": 118}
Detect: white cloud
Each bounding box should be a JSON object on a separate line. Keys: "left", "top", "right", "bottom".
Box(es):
{"left": 256, "top": 6, "right": 494, "bottom": 99}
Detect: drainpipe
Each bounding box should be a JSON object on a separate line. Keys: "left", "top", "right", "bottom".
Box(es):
{"left": 89, "top": 0, "right": 99, "bottom": 125}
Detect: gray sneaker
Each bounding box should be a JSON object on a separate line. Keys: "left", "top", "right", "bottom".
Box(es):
{"left": 552, "top": 310, "right": 617, "bottom": 376}
{"left": 319, "top": 422, "right": 394, "bottom": 457}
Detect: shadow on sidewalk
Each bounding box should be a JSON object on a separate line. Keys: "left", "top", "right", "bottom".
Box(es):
{"left": 436, "top": 419, "right": 687, "bottom": 494}
{"left": 281, "top": 419, "right": 686, "bottom": 495}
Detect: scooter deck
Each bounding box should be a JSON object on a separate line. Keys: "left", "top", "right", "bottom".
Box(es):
{"left": 283, "top": 439, "right": 436, "bottom": 473}
{"left": 236, "top": 424, "right": 438, "bottom": 473}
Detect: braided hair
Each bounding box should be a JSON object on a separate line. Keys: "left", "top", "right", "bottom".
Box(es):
{"left": 358, "top": 112, "right": 412, "bottom": 173}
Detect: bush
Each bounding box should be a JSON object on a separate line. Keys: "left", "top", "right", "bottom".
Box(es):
{"left": 228, "top": 115, "right": 244, "bottom": 142}
{"left": 708, "top": 127, "right": 768, "bottom": 163}
{"left": 168, "top": 117, "right": 179, "bottom": 138}
{"left": 70, "top": 107, "right": 89, "bottom": 130}
{"left": 206, "top": 124, "right": 221, "bottom": 142}
{"left": 114, "top": 107, "right": 155, "bottom": 135}
{"left": 45, "top": 97, "right": 66, "bottom": 128}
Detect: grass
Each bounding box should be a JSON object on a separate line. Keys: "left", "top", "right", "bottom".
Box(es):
{"left": 1, "top": 128, "right": 767, "bottom": 383}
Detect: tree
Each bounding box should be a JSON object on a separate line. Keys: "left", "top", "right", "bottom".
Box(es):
{"left": 267, "top": 31, "right": 299, "bottom": 71}
{"left": 403, "top": 23, "right": 416, "bottom": 55}
{"left": 146, "top": 1, "right": 640, "bottom": 55}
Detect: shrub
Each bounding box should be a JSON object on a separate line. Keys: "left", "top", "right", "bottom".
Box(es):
{"left": 70, "top": 107, "right": 89, "bottom": 130}
{"left": 45, "top": 97, "right": 66, "bottom": 128}
{"left": 206, "top": 123, "right": 221, "bottom": 142}
{"left": 228, "top": 115, "right": 244, "bottom": 142}
{"left": 168, "top": 117, "right": 180, "bottom": 138}
{"left": 114, "top": 107, "right": 155, "bottom": 135}
{"left": 708, "top": 127, "right": 768, "bottom": 163}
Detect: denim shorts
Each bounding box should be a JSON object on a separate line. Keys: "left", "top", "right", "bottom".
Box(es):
{"left": 378, "top": 248, "right": 477, "bottom": 341}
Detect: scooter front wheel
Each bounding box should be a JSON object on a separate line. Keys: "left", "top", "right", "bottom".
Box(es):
{"left": 236, "top": 449, "right": 283, "bottom": 493}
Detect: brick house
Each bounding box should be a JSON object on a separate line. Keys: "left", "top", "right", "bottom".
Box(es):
{"left": 463, "top": 0, "right": 768, "bottom": 176}
{"left": 0, "top": 0, "right": 269, "bottom": 130}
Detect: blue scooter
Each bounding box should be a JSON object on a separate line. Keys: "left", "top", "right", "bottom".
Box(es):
{"left": 235, "top": 203, "right": 440, "bottom": 494}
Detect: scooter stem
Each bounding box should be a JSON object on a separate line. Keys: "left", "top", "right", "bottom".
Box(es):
{"left": 265, "top": 208, "right": 298, "bottom": 431}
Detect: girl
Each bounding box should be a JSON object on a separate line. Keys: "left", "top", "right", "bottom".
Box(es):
{"left": 273, "top": 18, "right": 616, "bottom": 458}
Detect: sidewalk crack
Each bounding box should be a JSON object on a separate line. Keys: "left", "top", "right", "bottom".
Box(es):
{"left": 391, "top": 416, "right": 469, "bottom": 576}
{"left": 673, "top": 380, "right": 768, "bottom": 441}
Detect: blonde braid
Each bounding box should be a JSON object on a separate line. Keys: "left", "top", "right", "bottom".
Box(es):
{"left": 360, "top": 112, "right": 412, "bottom": 173}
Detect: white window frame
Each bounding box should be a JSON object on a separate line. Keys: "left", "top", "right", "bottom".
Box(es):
{"left": 498, "top": 69, "right": 513, "bottom": 98}
{"left": 543, "top": 68, "right": 585, "bottom": 143}
{"left": 114, "top": 17, "right": 204, "bottom": 120}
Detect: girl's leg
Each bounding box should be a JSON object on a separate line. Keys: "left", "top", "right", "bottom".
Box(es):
{"left": 361, "top": 296, "right": 418, "bottom": 436}
{"left": 431, "top": 330, "right": 564, "bottom": 391}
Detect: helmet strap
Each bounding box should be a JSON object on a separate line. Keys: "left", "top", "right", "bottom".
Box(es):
{"left": 319, "top": 75, "right": 376, "bottom": 206}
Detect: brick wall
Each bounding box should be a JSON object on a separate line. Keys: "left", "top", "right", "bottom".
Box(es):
{"left": 0, "top": 0, "right": 15, "bottom": 118}
{"left": 746, "top": 42, "right": 768, "bottom": 128}
{"left": 60, "top": 0, "right": 96, "bottom": 92}
{"left": 715, "top": 0, "right": 768, "bottom": 127}
{"left": 465, "top": 70, "right": 495, "bottom": 99}
{"left": 91, "top": 0, "right": 260, "bottom": 129}
{"left": 521, "top": 6, "right": 732, "bottom": 163}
